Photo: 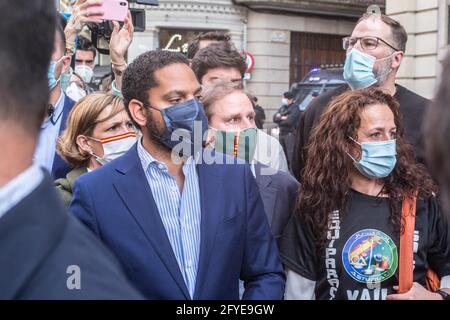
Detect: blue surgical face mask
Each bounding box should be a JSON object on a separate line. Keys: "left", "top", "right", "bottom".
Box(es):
{"left": 148, "top": 98, "right": 208, "bottom": 156}
{"left": 347, "top": 136, "right": 397, "bottom": 179}
{"left": 343, "top": 49, "right": 394, "bottom": 90}
{"left": 60, "top": 67, "right": 73, "bottom": 93}
{"left": 48, "top": 57, "right": 64, "bottom": 90}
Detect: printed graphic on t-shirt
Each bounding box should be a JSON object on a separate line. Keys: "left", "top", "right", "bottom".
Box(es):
{"left": 279, "top": 192, "right": 449, "bottom": 300}
{"left": 342, "top": 229, "right": 398, "bottom": 284}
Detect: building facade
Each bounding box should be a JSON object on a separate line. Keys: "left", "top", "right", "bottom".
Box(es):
{"left": 62, "top": 0, "right": 450, "bottom": 116}
{"left": 128, "top": 0, "right": 384, "bottom": 122}
{"left": 128, "top": 1, "right": 247, "bottom": 58}
{"left": 386, "top": 0, "right": 450, "bottom": 99}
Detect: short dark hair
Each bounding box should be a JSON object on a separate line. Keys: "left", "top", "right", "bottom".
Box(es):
{"left": 358, "top": 13, "right": 408, "bottom": 52}
{"left": 122, "top": 49, "right": 189, "bottom": 128}
{"left": 191, "top": 43, "right": 247, "bottom": 84}
{"left": 77, "top": 36, "right": 97, "bottom": 58}
{"left": 187, "top": 31, "right": 231, "bottom": 59}
{"left": 424, "top": 51, "right": 450, "bottom": 211}
{"left": 283, "top": 91, "right": 294, "bottom": 100}
{"left": 0, "top": 0, "right": 57, "bottom": 135}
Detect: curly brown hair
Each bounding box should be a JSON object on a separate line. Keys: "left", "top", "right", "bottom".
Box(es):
{"left": 298, "top": 88, "right": 437, "bottom": 246}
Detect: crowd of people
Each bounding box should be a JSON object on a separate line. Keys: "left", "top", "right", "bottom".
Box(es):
{"left": 0, "top": 0, "right": 449, "bottom": 301}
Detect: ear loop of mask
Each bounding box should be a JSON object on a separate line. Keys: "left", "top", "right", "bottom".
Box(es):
{"left": 141, "top": 102, "right": 170, "bottom": 145}
{"left": 346, "top": 136, "right": 360, "bottom": 163}
{"left": 205, "top": 126, "right": 217, "bottom": 148}
{"left": 85, "top": 136, "right": 104, "bottom": 162}
{"left": 53, "top": 56, "right": 67, "bottom": 85}
{"left": 375, "top": 51, "right": 398, "bottom": 75}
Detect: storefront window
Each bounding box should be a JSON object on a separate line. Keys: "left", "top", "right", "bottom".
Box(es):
{"left": 159, "top": 29, "right": 212, "bottom": 54}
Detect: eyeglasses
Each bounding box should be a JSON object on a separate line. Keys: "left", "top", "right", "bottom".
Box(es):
{"left": 343, "top": 36, "right": 400, "bottom": 52}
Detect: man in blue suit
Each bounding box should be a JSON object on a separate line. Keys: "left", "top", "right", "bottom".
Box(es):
{"left": 70, "top": 50, "right": 285, "bottom": 300}
{"left": 0, "top": 0, "right": 141, "bottom": 299}
{"left": 34, "top": 21, "right": 74, "bottom": 179}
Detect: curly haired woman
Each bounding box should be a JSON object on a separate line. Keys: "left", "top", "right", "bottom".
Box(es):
{"left": 280, "top": 88, "right": 450, "bottom": 300}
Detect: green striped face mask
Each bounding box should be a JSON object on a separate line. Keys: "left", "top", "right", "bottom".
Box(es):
{"left": 210, "top": 127, "right": 258, "bottom": 163}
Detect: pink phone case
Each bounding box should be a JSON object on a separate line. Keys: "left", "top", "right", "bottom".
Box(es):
{"left": 101, "top": 0, "right": 128, "bottom": 22}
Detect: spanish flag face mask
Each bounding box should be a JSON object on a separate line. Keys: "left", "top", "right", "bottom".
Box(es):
{"left": 88, "top": 131, "right": 138, "bottom": 166}
{"left": 210, "top": 127, "right": 258, "bottom": 163}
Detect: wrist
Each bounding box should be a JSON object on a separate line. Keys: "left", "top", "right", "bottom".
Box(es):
{"left": 112, "top": 63, "right": 127, "bottom": 76}
{"left": 65, "top": 40, "right": 76, "bottom": 56}
{"left": 110, "top": 56, "right": 126, "bottom": 66}
{"left": 435, "top": 289, "right": 450, "bottom": 300}
{"left": 64, "top": 24, "right": 78, "bottom": 38}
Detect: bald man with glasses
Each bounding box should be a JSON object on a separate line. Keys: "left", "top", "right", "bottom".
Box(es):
{"left": 291, "top": 13, "right": 430, "bottom": 181}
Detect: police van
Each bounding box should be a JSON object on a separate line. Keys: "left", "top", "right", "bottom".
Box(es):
{"left": 290, "top": 65, "right": 346, "bottom": 111}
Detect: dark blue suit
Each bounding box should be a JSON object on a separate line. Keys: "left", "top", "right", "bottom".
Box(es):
{"left": 69, "top": 145, "right": 285, "bottom": 300}
{"left": 0, "top": 173, "right": 142, "bottom": 299}
{"left": 51, "top": 95, "right": 75, "bottom": 180}
{"left": 254, "top": 163, "right": 299, "bottom": 246}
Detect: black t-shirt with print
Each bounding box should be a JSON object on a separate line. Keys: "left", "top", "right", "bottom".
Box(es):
{"left": 279, "top": 190, "right": 450, "bottom": 300}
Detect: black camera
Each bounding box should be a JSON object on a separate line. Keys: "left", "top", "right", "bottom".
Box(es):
{"left": 129, "top": 0, "right": 159, "bottom": 4}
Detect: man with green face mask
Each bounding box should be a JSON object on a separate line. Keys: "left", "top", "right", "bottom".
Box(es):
{"left": 202, "top": 80, "right": 299, "bottom": 243}
{"left": 191, "top": 43, "right": 289, "bottom": 173}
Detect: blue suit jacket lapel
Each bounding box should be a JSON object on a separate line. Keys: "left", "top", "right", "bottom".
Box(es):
{"left": 255, "top": 163, "right": 277, "bottom": 228}
{"left": 59, "top": 95, "right": 74, "bottom": 134}
{"left": 52, "top": 95, "right": 75, "bottom": 179}
{"left": 113, "top": 145, "right": 191, "bottom": 299}
{"left": 193, "top": 152, "right": 224, "bottom": 299}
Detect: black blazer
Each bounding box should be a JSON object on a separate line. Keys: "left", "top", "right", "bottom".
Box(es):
{"left": 254, "top": 163, "right": 300, "bottom": 246}
{"left": 0, "top": 173, "right": 142, "bottom": 299}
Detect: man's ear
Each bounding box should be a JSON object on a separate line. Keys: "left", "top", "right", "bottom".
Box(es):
{"left": 61, "top": 55, "right": 72, "bottom": 74}
{"left": 391, "top": 51, "right": 404, "bottom": 70}
{"left": 205, "top": 128, "right": 215, "bottom": 147}
{"left": 128, "top": 99, "right": 148, "bottom": 128}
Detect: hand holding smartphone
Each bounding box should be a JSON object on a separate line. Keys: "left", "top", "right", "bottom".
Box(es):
{"left": 100, "top": 0, "right": 128, "bottom": 22}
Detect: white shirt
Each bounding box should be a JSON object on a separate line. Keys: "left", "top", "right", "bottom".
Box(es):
{"left": 0, "top": 164, "right": 44, "bottom": 220}
{"left": 137, "top": 140, "right": 201, "bottom": 298}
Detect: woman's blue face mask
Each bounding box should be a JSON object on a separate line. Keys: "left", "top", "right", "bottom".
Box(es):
{"left": 347, "top": 136, "right": 397, "bottom": 179}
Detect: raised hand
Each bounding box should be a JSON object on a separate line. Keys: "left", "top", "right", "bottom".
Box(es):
{"left": 110, "top": 11, "right": 134, "bottom": 65}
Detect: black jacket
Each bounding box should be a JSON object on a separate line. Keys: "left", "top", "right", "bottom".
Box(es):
{"left": 292, "top": 84, "right": 430, "bottom": 181}
{"left": 0, "top": 173, "right": 142, "bottom": 299}
{"left": 254, "top": 163, "right": 299, "bottom": 247}
{"left": 254, "top": 104, "right": 266, "bottom": 130}
{"left": 273, "top": 103, "right": 302, "bottom": 135}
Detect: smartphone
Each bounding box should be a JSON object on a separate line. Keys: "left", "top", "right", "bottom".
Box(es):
{"left": 101, "top": 0, "right": 128, "bottom": 22}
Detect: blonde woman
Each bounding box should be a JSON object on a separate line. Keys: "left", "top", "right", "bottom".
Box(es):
{"left": 55, "top": 93, "right": 137, "bottom": 206}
